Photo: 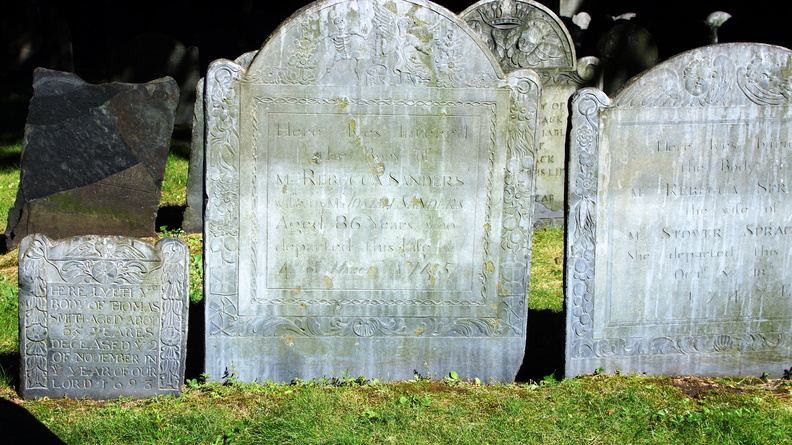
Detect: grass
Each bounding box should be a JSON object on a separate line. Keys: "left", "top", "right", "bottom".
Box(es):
{"left": 530, "top": 227, "right": 564, "bottom": 312}
{"left": 2, "top": 128, "right": 792, "bottom": 444}
{"left": 4, "top": 374, "right": 792, "bottom": 444}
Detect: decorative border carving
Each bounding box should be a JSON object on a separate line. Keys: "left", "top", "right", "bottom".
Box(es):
{"left": 567, "top": 45, "right": 792, "bottom": 367}
{"left": 250, "top": 1, "right": 496, "bottom": 88}
{"left": 19, "top": 235, "right": 188, "bottom": 395}
{"left": 204, "top": 59, "right": 244, "bottom": 336}
{"left": 157, "top": 238, "right": 188, "bottom": 390}
{"left": 19, "top": 235, "right": 49, "bottom": 390}
{"left": 613, "top": 45, "right": 792, "bottom": 107}
{"left": 566, "top": 88, "right": 608, "bottom": 358}
{"left": 206, "top": 83, "right": 539, "bottom": 339}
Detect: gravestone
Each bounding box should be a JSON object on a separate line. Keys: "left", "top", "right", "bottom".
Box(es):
{"left": 566, "top": 43, "right": 792, "bottom": 378}
{"left": 183, "top": 52, "right": 258, "bottom": 234}
{"left": 4, "top": 69, "right": 179, "bottom": 251}
{"left": 204, "top": 0, "right": 540, "bottom": 383}
{"left": 460, "top": 0, "right": 598, "bottom": 225}
{"left": 18, "top": 234, "right": 189, "bottom": 399}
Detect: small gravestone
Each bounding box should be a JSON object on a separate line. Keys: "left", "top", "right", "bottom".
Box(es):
{"left": 18, "top": 234, "right": 189, "bottom": 399}
{"left": 461, "top": 0, "right": 598, "bottom": 225}
{"left": 566, "top": 43, "right": 792, "bottom": 378}
{"left": 204, "top": 0, "right": 539, "bottom": 383}
{"left": 4, "top": 69, "right": 179, "bottom": 251}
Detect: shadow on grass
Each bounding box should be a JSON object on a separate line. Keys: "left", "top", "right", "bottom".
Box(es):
{"left": 156, "top": 205, "right": 185, "bottom": 233}
{"left": 516, "top": 309, "right": 565, "bottom": 382}
{"left": 185, "top": 300, "right": 205, "bottom": 381}
{"left": 0, "top": 350, "right": 20, "bottom": 392}
{"left": 170, "top": 125, "right": 192, "bottom": 161}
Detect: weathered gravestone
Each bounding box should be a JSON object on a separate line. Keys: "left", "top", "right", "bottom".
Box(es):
{"left": 183, "top": 52, "right": 258, "bottom": 234}
{"left": 204, "top": 0, "right": 540, "bottom": 383}
{"left": 18, "top": 234, "right": 189, "bottom": 399}
{"left": 566, "top": 43, "right": 792, "bottom": 378}
{"left": 461, "top": 0, "right": 598, "bottom": 225}
{"left": 4, "top": 69, "right": 179, "bottom": 251}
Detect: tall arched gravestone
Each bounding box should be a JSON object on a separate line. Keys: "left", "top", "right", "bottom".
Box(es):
{"left": 566, "top": 43, "right": 792, "bottom": 378}
{"left": 204, "top": 0, "right": 540, "bottom": 383}
{"left": 461, "top": 0, "right": 598, "bottom": 226}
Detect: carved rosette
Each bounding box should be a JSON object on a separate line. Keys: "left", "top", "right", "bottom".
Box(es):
{"left": 566, "top": 88, "right": 609, "bottom": 358}
{"left": 205, "top": 59, "right": 243, "bottom": 336}
{"left": 19, "top": 235, "right": 49, "bottom": 389}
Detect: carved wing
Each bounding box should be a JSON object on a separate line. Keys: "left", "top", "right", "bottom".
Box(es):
{"left": 371, "top": 2, "right": 397, "bottom": 59}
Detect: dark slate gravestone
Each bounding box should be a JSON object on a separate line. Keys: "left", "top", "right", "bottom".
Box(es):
{"left": 18, "top": 234, "right": 189, "bottom": 399}
{"left": 460, "top": 0, "right": 599, "bottom": 226}
{"left": 204, "top": 0, "right": 540, "bottom": 383}
{"left": 3, "top": 69, "right": 179, "bottom": 251}
{"left": 566, "top": 43, "right": 792, "bottom": 378}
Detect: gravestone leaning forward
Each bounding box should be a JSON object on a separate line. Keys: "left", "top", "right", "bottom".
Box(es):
{"left": 4, "top": 69, "right": 178, "bottom": 251}
{"left": 204, "top": 0, "right": 540, "bottom": 383}
{"left": 19, "top": 234, "right": 189, "bottom": 399}
{"left": 566, "top": 43, "right": 792, "bottom": 378}
{"left": 461, "top": 0, "right": 598, "bottom": 225}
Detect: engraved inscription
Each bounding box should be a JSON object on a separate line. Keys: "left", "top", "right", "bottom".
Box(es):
{"left": 247, "top": 106, "right": 492, "bottom": 296}
{"left": 606, "top": 115, "right": 792, "bottom": 328}
{"left": 18, "top": 235, "right": 188, "bottom": 400}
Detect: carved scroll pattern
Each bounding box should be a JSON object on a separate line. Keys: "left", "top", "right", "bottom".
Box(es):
{"left": 613, "top": 48, "right": 792, "bottom": 107}
{"left": 19, "top": 235, "right": 50, "bottom": 389}
{"left": 58, "top": 237, "right": 149, "bottom": 285}
{"left": 158, "top": 239, "right": 188, "bottom": 390}
{"left": 566, "top": 88, "right": 608, "bottom": 358}
{"left": 205, "top": 60, "right": 243, "bottom": 336}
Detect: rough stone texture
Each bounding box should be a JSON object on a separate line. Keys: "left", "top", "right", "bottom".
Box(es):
{"left": 18, "top": 234, "right": 189, "bottom": 399}
{"left": 4, "top": 69, "right": 179, "bottom": 251}
{"left": 566, "top": 43, "right": 792, "bottom": 378}
{"left": 204, "top": 0, "right": 539, "bottom": 383}
{"left": 460, "top": 0, "right": 598, "bottom": 225}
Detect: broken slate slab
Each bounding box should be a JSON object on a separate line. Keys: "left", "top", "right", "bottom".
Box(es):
{"left": 4, "top": 68, "right": 179, "bottom": 251}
